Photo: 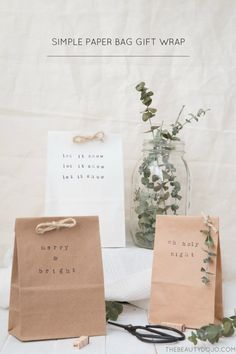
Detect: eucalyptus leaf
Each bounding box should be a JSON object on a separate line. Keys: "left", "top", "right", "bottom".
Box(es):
{"left": 230, "top": 316, "right": 236, "bottom": 327}
{"left": 144, "top": 169, "right": 151, "bottom": 178}
{"left": 222, "top": 320, "right": 234, "bottom": 337}
{"left": 205, "top": 235, "right": 214, "bottom": 247}
{"left": 201, "top": 276, "right": 210, "bottom": 284}
{"left": 149, "top": 107, "right": 157, "bottom": 113}
{"left": 173, "top": 181, "right": 181, "bottom": 191}
{"left": 188, "top": 332, "right": 198, "bottom": 345}
{"left": 203, "top": 250, "right": 217, "bottom": 257}
{"left": 206, "top": 325, "right": 221, "bottom": 344}
{"left": 163, "top": 192, "right": 170, "bottom": 200}
{"left": 141, "top": 177, "right": 148, "bottom": 185}
{"left": 135, "top": 82, "right": 145, "bottom": 91}
{"left": 171, "top": 204, "right": 179, "bottom": 213}
{"left": 154, "top": 185, "right": 162, "bottom": 192}
{"left": 196, "top": 328, "right": 207, "bottom": 341}
{"left": 105, "top": 301, "right": 123, "bottom": 321}
{"left": 142, "top": 97, "right": 152, "bottom": 106}
{"left": 142, "top": 111, "right": 155, "bottom": 121}
{"left": 162, "top": 170, "right": 171, "bottom": 180}
{"left": 152, "top": 175, "right": 159, "bottom": 182}
{"left": 146, "top": 233, "right": 155, "bottom": 241}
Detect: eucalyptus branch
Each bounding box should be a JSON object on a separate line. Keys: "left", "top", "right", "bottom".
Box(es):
{"left": 189, "top": 315, "right": 236, "bottom": 345}
{"left": 174, "top": 105, "right": 185, "bottom": 124}
{"left": 135, "top": 82, "right": 158, "bottom": 139}
{"left": 136, "top": 82, "right": 209, "bottom": 142}
{"left": 200, "top": 215, "right": 216, "bottom": 285}
{"left": 171, "top": 108, "right": 209, "bottom": 137}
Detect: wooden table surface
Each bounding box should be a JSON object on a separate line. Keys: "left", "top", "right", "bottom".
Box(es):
{"left": 1, "top": 304, "right": 236, "bottom": 354}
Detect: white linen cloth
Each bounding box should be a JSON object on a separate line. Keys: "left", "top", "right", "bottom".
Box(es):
{"left": 102, "top": 247, "right": 152, "bottom": 302}
{"left": 0, "top": 267, "right": 11, "bottom": 309}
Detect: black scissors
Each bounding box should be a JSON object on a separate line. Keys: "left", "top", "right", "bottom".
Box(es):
{"left": 108, "top": 321, "right": 185, "bottom": 344}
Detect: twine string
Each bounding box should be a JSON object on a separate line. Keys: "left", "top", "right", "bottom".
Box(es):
{"left": 35, "top": 218, "right": 77, "bottom": 234}
{"left": 73, "top": 131, "right": 105, "bottom": 144}
{"left": 201, "top": 212, "right": 218, "bottom": 233}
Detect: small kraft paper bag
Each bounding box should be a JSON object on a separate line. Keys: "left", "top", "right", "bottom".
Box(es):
{"left": 149, "top": 215, "right": 223, "bottom": 329}
{"left": 45, "top": 131, "right": 125, "bottom": 248}
{"left": 8, "top": 216, "right": 106, "bottom": 341}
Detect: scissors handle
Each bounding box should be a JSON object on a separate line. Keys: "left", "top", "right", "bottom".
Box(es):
{"left": 108, "top": 321, "right": 186, "bottom": 344}
{"left": 146, "top": 324, "right": 185, "bottom": 341}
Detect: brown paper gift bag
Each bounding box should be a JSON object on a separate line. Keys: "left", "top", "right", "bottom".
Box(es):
{"left": 149, "top": 215, "right": 223, "bottom": 329}
{"left": 8, "top": 216, "right": 106, "bottom": 341}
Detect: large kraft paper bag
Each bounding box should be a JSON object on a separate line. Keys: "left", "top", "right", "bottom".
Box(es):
{"left": 8, "top": 216, "right": 106, "bottom": 341}
{"left": 149, "top": 215, "right": 223, "bottom": 329}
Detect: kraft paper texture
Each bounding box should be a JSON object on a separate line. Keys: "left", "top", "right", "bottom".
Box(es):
{"left": 149, "top": 215, "right": 223, "bottom": 329}
{"left": 8, "top": 216, "right": 106, "bottom": 341}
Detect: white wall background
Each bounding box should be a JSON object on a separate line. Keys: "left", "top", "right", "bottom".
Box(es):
{"left": 0, "top": 0, "right": 235, "bottom": 279}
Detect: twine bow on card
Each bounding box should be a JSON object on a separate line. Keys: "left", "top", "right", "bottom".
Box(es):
{"left": 201, "top": 212, "right": 218, "bottom": 233}
{"left": 73, "top": 131, "right": 105, "bottom": 144}
{"left": 35, "top": 218, "right": 77, "bottom": 235}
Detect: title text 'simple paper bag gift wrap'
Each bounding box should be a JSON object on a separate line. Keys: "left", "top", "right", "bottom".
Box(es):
{"left": 8, "top": 216, "right": 106, "bottom": 341}
{"left": 149, "top": 215, "right": 223, "bottom": 329}
{"left": 45, "top": 132, "right": 125, "bottom": 248}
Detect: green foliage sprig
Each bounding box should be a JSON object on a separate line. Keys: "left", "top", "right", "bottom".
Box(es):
{"left": 135, "top": 81, "right": 209, "bottom": 144}
{"left": 105, "top": 301, "right": 123, "bottom": 321}
{"left": 200, "top": 215, "right": 216, "bottom": 285}
{"left": 189, "top": 316, "right": 236, "bottom": 345}
{"left": 133, "top": 82, "right": 209, "bottom": 248}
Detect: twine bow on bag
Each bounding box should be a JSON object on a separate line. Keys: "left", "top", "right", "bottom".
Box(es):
{"left": 73, "top": 131, "right": 105, "bottom": 144}
{"left": 35, "top": 218, "right": 77, "bottom": 235}
{"left": 201, "top": 212, "right": 218, "bottom": 233}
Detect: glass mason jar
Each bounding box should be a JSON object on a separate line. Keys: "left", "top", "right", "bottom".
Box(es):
{"left": 130, "top": 139, "right": 190, "bottom": 249}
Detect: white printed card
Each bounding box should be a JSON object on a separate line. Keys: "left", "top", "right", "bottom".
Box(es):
{"left": 45, "top": 131, "right": 126, "bottom": 247}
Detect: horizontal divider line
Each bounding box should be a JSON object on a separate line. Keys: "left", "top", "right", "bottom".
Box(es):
{"left": 46, "top": 54, "right": 190, "bottom": 58}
